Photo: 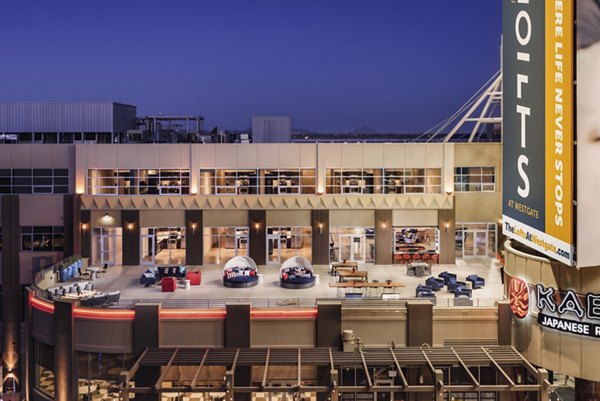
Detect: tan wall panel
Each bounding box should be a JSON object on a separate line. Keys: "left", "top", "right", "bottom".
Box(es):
{"left": 443, "top": 144, "right": 455, "bottom": 193}
{"left": 341, "top": 145, "right": 363, "bottom": 168}
{"left": 455, "top": 193, "right": 501, "bottom": 222}
{"left": 581, "top": 268, "right": 600, "bottom": 294}
{"left": 383, "top": 145, "right": 405, "bottom": 168}
{"left": 298, "top": 144, "right": 317, "bottom": 169}
{"left": 236, "top": 144, "right": 258, "bottom": 168}
{"left": 330, "top": 210, "right": 374, "bottom": 227}
{"left": 197, "top": 144, "right": 217, "bottom": 167}
{"left": 53, "top": 145, "right": 72, "bottom": 168}
{"left": 454, "top": 143, "right": 501, "bottom": 172}
{"left": 251, "top": 320, "right": 315, "bottom": 347}
{"left": 266, "top": 210, "right": 311, "bottom": 227}
{"left": 20, "top": 195, "right": 64, "bottom": 225}
{"left": 392, "top": 210, "right": 438, "bottom": 227}
{"left": 404, "top": 144, "right": 427, "bottom": 168}
{"left": 278, "top": 145, "right": 301, "bottom": 168}
{"left": 74, "top": 319, "right": 134, "bottom": 353}
{"left": 93, "top": 145, "right": 118, "bottom": 169}
{"left": 116, "top": 145, "right": 139, "bottom": 169}
{"left": 139, "top": 210, "right": 185, "bottom": 227}
{"left": 342, "top": 319, "right": 407, "bottom": 346}
{"left": 160, "top": 320, "right": 225, "bottom": 347}
{"left": 10, "top": 145, "right": 33, "bottom": 168}
{"left": 159, "top": 144, "right": 187, "bottom": 168}
{"left": 319, "top": 144, "right": 342, "bottom": 168}
{"left": 31, "top": 145, "right": 55, "bottom": 167}
{"left": 559, "top": 334, "right": 582, "bottom": 377}
{"left": 432, "top": 308, "right": 498, "bottom": 346}
{"left": 203, "top": 210, "right": 247, "bottom": 227}
{"left": 362, "top": 145, "right": 384, "bottom": 167}
{"left": 257, "top": 144, "right": 279, "bottom": 168}
{"left": 425, "top": 144, "right": 444, "bottom": 168}
{"left": 215, "top": 145, "right": 237, "bottom": 168}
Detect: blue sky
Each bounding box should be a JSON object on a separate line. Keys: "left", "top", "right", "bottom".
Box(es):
{"left": 0, "top": 1, "right": 501, "bottom": 132}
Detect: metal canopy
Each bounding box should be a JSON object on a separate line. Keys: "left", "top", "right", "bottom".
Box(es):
{"left": 120, "top": 345, "right": 550, "bottom": 401}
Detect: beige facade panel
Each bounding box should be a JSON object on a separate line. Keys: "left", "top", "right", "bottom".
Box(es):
{"left": 392, "top": 210, "right": 438, "bottom": 226}
{"left": 160, "top": 320, "right": 225, "bottom": 347}
{"left": 342, "top": 308, "right": 407, "bottom": 346}
{"left": 277, "top": 144, "right": 301, "bottom": 167}
{"left": 139, "top": 210, "right": 185, "bottom": 227}
{"left": 432, "top": 308, "right": 498, "bottom": 346}
{"left": 196, "top": 144, "right": 217, "bottom": 167}
{"left": 455, "top": 193, "right": 501, "bottom": 222}
{"left": 9, "top": 145, "right": 33, "bottom": 167}
{"left": 330, "top": 209, "right": 374, "bottom": 226}
{"left": 454, "top": 143, "right": 502, "bottom": 175}
{"left": 19, "top": 195, "right": 64, "bottom": 226}
{"left": 362, "top": 145, "right": 385, "bottom": 167}
{"left": 297, "top": 144, "right": 317, "bottom": 169}
{"left": 383, "top": 144, "right": 405, "bottom": 168}
{"left": 235, "top": 144, "right": 259, "bottom": 168}
{"left": 266, "top": 210, "right": 311, "bottom": 226}
{"left": 256, "top": 144, "right": 279, "bottom": 168}
{"left": 203, "top": 210, "right": 248, "bottom": 227}
{"left": 340, "top": 144, "right": 364, "bottom": 168}
{"left": 74, "top": 319, "right": 133, "bottom": 354}
{"left": 318, "top": 144, "right": 342, "bottom": 168}
{"left": 251, "top": 320, "right": 316, "bottom": 347}
{"left": 116, "top": 145, "right": 140, "bottom": 169}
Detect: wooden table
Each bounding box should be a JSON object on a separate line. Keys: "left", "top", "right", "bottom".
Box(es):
{"left": 330, "top": 261, "right": 359, "bottom": 275}
{"left": 329, "top": 281, "right": 405, "bottom": 297}
{"left": 406, "top": 262, "right": 431, "bottom": 277}
{"left": 87, "top": 266, "right": 101, "bottom": 280}
{"left": 337, "top": 270, "right": 368, "bottom": 282}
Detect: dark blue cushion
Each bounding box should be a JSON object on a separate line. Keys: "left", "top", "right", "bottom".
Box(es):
{"left": 225, "top": 275, "right": 259, "bottom": 284}
{"left": 283, "top": 276, "right": 316, "bottom": 285}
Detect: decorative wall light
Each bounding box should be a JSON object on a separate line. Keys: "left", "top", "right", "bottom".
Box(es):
{"left": 127, "top": 222, "right": 134, "bottom": 233}
{"left": 445, "top": 223, "right": 450, "bottom": 233}
{"left": 318, "top": 222, "right": 324, "bottom": 234}
{"left": 446, "top": 190, "right": 454, "bottom": 196}
{"left": 81, "top": 223, "right": 88, "bottom": 233}
{"left": 381, "top": 222, "right": 387, "bottom": 233}
{"left": 191, "top": 222, "right": 197, "bottom": 234}
{"left": 254, "top": 222, "right": 260, "bottom": 233}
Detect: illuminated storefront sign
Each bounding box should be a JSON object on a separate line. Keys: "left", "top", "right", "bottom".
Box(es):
{"left": 502, "top": 0, "right": 574, "bottom": 265}
{"left": 536, "top": 284, "right": 600, "bottom": 338}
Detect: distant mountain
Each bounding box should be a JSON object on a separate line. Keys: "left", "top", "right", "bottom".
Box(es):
{"left": 351, "top": 126, "right": 379, "bottom": 134}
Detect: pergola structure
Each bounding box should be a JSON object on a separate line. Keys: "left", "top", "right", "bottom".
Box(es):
{"left": 119, "top": 346, "right": 552, "bottom": 401}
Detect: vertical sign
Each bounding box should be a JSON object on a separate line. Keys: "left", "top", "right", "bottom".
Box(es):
{"left": 502, "top": 0, "right": 574, "bottom": 265}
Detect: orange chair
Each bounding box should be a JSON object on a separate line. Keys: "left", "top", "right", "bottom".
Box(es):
{"left": 421, "top": 253, "right": 430, "bottom": 262}
{"left": 402, "top": 253, "right": 411, "bottom": 264}
{"left": 431, "top": 254, "right": 439, "bottom": 264}
{"left": 412, "top": 253, "right": 421, "bottom": 262}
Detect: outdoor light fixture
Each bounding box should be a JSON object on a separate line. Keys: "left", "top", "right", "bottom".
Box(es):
{"left": 191, "top": 222, "right": 197, "bottom": 234}
{"left": 446, "top": 190, "right": 453, "bottom": 196}
{"left": 254, "top": 222, "right": 260, "bottom": 233}
{"left": 103, "top": 213, "right": 110, "bottom": 219}
{"left": 318, "top": 222, "right": 324, "bottom": 234}
{"left": 445, "top": 223, "right": 450, "bottom": 233}
{"left": 381, "top": 222, "right": 387, "bottom": 233}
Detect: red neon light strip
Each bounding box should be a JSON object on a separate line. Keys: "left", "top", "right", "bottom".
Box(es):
{"left": 160, "top": 309, "right": 227, "bottom": 320}
{"left": 30, "top": 297, "right": 55, "bottom": 313}
{"left": 73, "top": 307, "right": 135, "bottom": 321}
{"left": 250, "top": 309, "right": 317, "bottom": 319}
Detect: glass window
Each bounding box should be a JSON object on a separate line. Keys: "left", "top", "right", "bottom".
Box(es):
{"left": 87, "top": 169, "right": 190, "bottom": 195}
{"left": 454, "top": 166, "right": 496, "bottom": 192}
{"left": 326, "top": 168, "right": 441, "bottom": 194}
{"left": 21, "top": 226, "right": 65, "bottom": 251}
{"left": 203, "top": 226, "right": 249, "bottom": 264}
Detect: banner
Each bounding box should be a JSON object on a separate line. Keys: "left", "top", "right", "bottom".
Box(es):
{"left": 502, "top": 0, "right": 574, "bottom": 265}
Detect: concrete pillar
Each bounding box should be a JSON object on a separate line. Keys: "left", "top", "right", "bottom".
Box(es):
{"left": 53, "top": 299, "right": 78, "bottom": 401}
{"left": 134, "top": 303, "right": 160, "bottom": 401}
{"left": 248, "top": 210, "right": 266, "bottom": 265}
{"left": 1, "top": 195, "right": 21, "bottom": 399}
{"left": 406, "top": 301, "right": 433, "bottom": 346}
{"left": 311, "top": 210, "right": 330, "bottom": 265}
{"left": 316, "top": 302, "right": 341, "bottom": 401}
{"left": 80, "top": 210, "right": 91, "bottom": 259}
{"left": 438, "top": 208, "right": 456, "bottom": 264}
{"left": 225, "top": 304, "right": 251, "bottom": 401}
{"left": 63, "top": 195, "right": 75, "bottom": 257}
{"left": 121, "top": 210, "right": 140, "bottom": 266}
{"left": 497, "top": 301, "right": 512, "bottom": 345}
{"left": 185, "top": 209, "right": 203, "bottom": 265}
{"left": 375, "top": 209, "right": 393, "bottom": 265}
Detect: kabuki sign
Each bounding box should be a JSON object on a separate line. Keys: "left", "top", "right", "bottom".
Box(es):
{"left": 502, "top": 0, "right": 574, "bottom": 265}
{"left": 536, "top": 284, "right": 600, "bottom": 338}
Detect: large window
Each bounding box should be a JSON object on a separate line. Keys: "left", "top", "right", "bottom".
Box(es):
{"left": 199, "top": 169, "right": 316, "bottom": 195}
{"left": 0, "top": 168, "right": 69, "bottom": 194}
{"left": 203, "top": 227, "right": 249, "bottom": 264}
{"left": 454, "top": 167, "right": 496, "bottom": 192}
{"left": 21, "top": 226, "right": 64, "bottom": 251}
{"left": 267, "top": 226, "right": 312, "bottom": 264}
{"left": 87, "top": 169, "right": 190, "bottom": 195}
{"left": 325, "top": 168, "right": 442, "bottom": 194}
{"left": 455, "top": 223, "right": 497, "bottom": 259}
{"left": 330, "top": 227, "right": 375, "bottom": 263}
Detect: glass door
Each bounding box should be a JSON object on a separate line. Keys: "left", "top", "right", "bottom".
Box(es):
{"left": 462, "top": 230, "right": 488, "bottom": 258}
{"left": 141, "top": 233, "right": 155, "bottom": 265}
{"left": 339, "top": 234, "right": 365, "bottom": 262}
{"left": 98, "top": 233, "right": 116, "bottom": 266}
{"left": 267, "top": 233, "right": 281, "bottom": 264}
{"left": 235, "top": 227, "right": 249, "bottom": 255}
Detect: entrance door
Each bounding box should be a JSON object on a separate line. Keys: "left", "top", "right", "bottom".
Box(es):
{"left": 141, "top": 234, "right": 155, "bottom": 265}
{"left": 267, "top": 233, "right": 281, "bottom": 264}
{"left": 339, "top": 234, "right": 365, "bottom": 262}
{"left": 98, "top": 233, "right": 116, "bottom": 266}
{"left": 463, "top": 230, "right": 488, "bottom": 258}
{"left": 235, "top": 227, "right": 248, "bottom": 254}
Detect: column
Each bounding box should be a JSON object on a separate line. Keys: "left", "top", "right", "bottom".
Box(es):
{"left": 121, "top": 210, "right": 140, "bottom": 266}
{"left": 53, "top": 299, "right": 78, "bottom": 401}
{"left": 497, "top": 301, "right": 512, "bottom": 345}
{"left": 311, "top": 209, "right": 330, "bottom": 265}
{"left": 225, "top": 304, "right": 251, "bottom": 401}
{"left": 185, "top": 209, "right": 203, "bottom": 265}
{"left": 575, "top": 378, "right": 600, "bottom": 401}
{"left": 248, "top": 210, "right": 266, "bottom": 265}
{"left": 316, "top": 302, "right": 341, "bottom": 401}
{"left": 438, "top": 208, "right": 456, "bottom": 264}
{"left": 80, "top": 210, "right": 91, "bottom": 259}
{"left": 375, "top": 209, "right": 393, "bottom": 265}
{"left": 134, "top": 303, "right": 161, "bottom": 401}
{"left": 1, "top": 195, "right": 21, "bottom": 399}
{"left": 406, "top": 301, "right": 433, "bottom": 346}
{"left": 63, "top": 195, "right": 75, "bottom": 257}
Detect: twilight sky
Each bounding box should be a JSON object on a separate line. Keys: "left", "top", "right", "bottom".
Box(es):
{"left": 0, "top": 1, "right": 501, "bottom": 132}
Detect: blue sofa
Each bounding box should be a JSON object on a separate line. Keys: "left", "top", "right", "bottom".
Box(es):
{"left": 416, "top": 284, "right": 434, "bottom": 297}
{"left": 438, "top": 271, "right": 457, "bottom": 285}
{"left": 466, "top": 274, "right": 485, "bottom": 289}
{"left": 280, "top": 268, "right": 316, "bottom": 289}
{"left": 223, "top": 267, "right": 259, "bottom": 288}
{"left": 157, "top": 265, "right": 186, "bottom": 279}
{"left": 447, "top": 280, "right": 467, "bottom": 292}
{"left": 454, "top": 288, "right": 472, "bottom": 298}
{"left": 425, "top": 277, "right": 444, "bottom": 291}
